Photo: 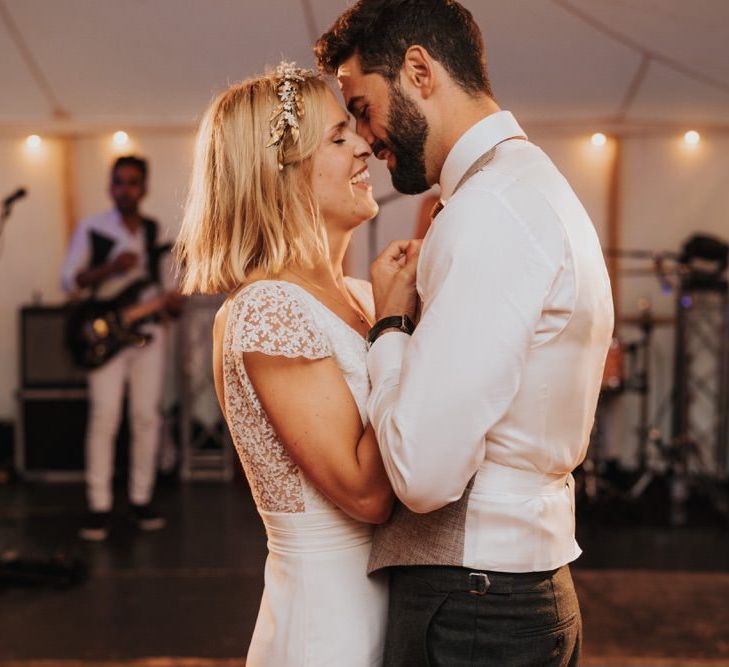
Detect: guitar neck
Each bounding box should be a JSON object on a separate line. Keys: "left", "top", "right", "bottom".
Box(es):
{"left": 121, "top": 295, "right": 167, "bottom": 325}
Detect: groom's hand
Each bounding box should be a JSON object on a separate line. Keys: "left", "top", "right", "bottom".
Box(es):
{"left": 371, "top": 239, "right": 422, "bottom": 321}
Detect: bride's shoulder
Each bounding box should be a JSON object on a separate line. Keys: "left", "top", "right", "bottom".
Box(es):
{"left": 225, "top": 279, "right": 331, "bottom": 358}
{"left": 227, "top": 279, "right": 321, "bottom": 329}
{"left": 229, "top": 279, "right": 303, "bottom": 309}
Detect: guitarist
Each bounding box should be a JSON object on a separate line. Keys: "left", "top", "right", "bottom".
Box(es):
{"left": 61, "top": 155, "right": 181, "bottom": 541}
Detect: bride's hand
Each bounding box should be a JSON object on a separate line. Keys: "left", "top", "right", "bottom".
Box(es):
{"left": 370, "top": 239, "right": 422, "bottom": 321}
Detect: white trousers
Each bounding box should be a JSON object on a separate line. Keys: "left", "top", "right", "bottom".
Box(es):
{"left": 85, "top": 327, "right": 166, "bottom": 512}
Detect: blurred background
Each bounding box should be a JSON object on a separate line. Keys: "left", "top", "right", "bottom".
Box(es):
{"left": 0, "top": 1, "right": 728, "bottom": 666}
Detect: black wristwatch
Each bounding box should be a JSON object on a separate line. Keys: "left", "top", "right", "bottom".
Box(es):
{"left": 366, "top": 314, "right": 415, "bottom": 347}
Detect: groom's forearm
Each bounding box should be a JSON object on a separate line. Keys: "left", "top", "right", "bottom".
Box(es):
{"left": 366, "top": 331, "right": 482, "bottom": 514}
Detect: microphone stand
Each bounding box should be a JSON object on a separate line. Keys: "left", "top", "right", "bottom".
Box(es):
{"left": 1, "top": 198, "right": 23, "bottom": 242}
{"left": 0, "top": 201, "right": 88, "bottom": 588}
{"left": 0, "top": 205, "right": 12, "bottom": 241}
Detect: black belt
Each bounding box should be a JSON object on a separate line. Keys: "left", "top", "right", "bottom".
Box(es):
{"left": 391, "top": 564, "right": 562, "bottom": 596}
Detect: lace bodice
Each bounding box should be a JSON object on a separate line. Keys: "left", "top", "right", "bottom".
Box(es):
{"left": 223, "top": 279, "right": 373, "bottom": 514}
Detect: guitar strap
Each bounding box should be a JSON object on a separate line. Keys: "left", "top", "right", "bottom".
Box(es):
{"left": 142, "top": 218, "right": 162, "bottom": 285}
{"left": 86, "top": 218, "right": 161, "bottom": 297}
{"left": 90, "top": 232, "right": 115, "bottom": 270}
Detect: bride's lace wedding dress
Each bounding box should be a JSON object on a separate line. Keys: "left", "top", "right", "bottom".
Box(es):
{"left": 223, "top": 279, "right": 387, "bottom": 666}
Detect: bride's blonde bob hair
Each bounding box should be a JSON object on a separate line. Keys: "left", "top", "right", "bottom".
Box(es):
{"left": 176, "top": 69, "right": 330, "bottom": 294}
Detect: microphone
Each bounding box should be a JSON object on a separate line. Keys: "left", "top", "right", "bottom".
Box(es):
{"left": 3, "top": 188, "right": 27, "bottom": 208}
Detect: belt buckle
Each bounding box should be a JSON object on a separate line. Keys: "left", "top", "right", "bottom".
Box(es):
{"left": 468, "top": 572, "right": 490, "bottom": 595}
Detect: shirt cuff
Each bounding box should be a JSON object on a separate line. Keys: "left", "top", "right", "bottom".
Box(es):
{"left": 367, "top": 330, "right": 409, "bottom": 386}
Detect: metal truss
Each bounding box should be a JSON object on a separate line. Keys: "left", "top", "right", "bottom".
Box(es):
{"left": 672, "top": 287, "right": 729, "bottom": 477}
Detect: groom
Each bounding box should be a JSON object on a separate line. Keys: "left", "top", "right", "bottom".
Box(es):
{"left": 317, "top": 1, "right": 613, "bottom": 665}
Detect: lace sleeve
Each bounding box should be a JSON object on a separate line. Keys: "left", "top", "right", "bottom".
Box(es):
{"left": 231, "top": 282, "right": 332, "bottom": 359}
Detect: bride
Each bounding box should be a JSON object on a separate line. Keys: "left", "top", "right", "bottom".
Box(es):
{"left": 175, "top": 63, "right": 392, "bottom": 665}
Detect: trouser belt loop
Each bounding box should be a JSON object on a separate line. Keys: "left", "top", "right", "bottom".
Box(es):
{"left": 468, "top": 572, "right": 491, "bottom": 596}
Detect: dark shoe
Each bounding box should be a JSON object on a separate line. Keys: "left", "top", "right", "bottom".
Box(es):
{"left": 130, "top": 503, "right": 166, "bottom": 532}
{"left": 79, "top": 511, "right": 111, "bottom": 542}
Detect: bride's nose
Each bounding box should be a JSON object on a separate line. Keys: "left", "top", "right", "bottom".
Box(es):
{"left": 353, "top": 133, "right": 372, "bottom": 161}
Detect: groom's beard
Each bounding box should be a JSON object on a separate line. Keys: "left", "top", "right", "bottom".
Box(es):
{"left": 381, "top": 84, "right": 430, "bottom": 195}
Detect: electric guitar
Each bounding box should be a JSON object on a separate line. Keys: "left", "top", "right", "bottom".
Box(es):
{"left": 65, "top": 279, "right": 181, "bottom": 370}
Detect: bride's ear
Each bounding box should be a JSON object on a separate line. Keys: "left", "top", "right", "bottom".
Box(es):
{"left": 400, "top": 46, "right": 435, "bottom": 100}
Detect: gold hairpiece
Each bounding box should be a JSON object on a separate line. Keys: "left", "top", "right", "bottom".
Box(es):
{"left": 266, "top": 61, "right": 312, "bottom": 170}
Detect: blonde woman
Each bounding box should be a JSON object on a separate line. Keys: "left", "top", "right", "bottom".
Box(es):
{"left": 176, "top": 64, "right": 393, "bottom": 665}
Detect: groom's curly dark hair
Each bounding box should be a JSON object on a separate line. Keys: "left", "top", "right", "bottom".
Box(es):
{"left": 314, "top": 0, "right": 492, "bottom": 97}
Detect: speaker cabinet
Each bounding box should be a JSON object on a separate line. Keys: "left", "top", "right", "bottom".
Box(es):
{"left": 20, "top": 306, "right": 86, "bottom": 388}
{"left": 16, "top": 389, "right": 131, "bottom": 481}
{"left": 16, "top": 306, "right": 133, "bottom": 481}
{"left": 16, "top": 389, "right": 87, "bottom": 480}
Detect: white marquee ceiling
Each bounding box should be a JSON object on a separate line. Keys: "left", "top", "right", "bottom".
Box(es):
{"left": 1, "top": 0, "right": 728, "bottom": 131}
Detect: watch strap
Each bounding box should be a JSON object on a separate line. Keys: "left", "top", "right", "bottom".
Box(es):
{"left": 366, "top": 314, "right": 415, "bottom": 346}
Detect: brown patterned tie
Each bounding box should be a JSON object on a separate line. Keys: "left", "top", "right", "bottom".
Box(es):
{"left": 430, "top": 199, "right": 444, "bottom": 220}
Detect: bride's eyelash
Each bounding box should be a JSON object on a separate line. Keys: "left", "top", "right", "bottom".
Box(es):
{"left": 333, "top": 138, "right": 346, "bottom": 145}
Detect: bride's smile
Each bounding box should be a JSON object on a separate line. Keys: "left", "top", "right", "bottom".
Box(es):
{"left": 310, "top": 89, "right": 379, "bottom": 232}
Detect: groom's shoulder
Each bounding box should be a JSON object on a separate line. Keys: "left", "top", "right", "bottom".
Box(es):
{"left": 434, "top": 146, "right": 569, "bottom": 258}
{"left": 460, "top": 140, "right": 572, "bottom": 218}
{"left": 473, "top": 140, "right": 553, "bottom": 190}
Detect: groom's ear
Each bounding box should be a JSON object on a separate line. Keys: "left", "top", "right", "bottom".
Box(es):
{"left": 401, "top": 46, "right": 435, "bottom": 100}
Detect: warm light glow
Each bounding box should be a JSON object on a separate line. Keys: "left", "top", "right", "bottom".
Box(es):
{"left": 683, "top": 130, "right": 700, "bottom": 146}
{"left": 25, "top": 134, "right": 42, "bottom": 149}
{"left": 591, "top": 132, "right": 607, "bottom": 147}
{"left": 113, "top": 130, "right": 129, "bottom": 147}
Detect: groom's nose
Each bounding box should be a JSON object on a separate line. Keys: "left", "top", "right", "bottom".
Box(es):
{"left": 355, "top": 117, "right": 376, "bottom": 149}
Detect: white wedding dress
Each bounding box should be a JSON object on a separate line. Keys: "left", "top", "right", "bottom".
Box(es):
{"left": 222, "top": 279, "right": 387, "bottom": 666}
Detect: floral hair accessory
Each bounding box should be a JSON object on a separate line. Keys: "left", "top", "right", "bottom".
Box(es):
{"left": 267, "top": 61, "right": 313, "bottom": 170}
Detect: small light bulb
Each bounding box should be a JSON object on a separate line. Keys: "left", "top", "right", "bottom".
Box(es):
{"left": 113, "top": 130, "right": 129, "bottom": 146}
{"left": 26, "top": 134, "right": 42, "bottom": 149}
{"left": 591, "top": 132, "right": 607, "bottom": 147}
{"left": 684, "top": 130, "right": 700, "bottom": 146}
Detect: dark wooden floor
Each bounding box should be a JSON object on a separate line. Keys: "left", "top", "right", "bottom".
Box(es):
{"left": 1, "top": 476, "right": 728, "bottom": 665}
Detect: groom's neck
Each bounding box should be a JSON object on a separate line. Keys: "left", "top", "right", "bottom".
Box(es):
{"left": 429, "top": 93, "right": 502, "bottom": 185}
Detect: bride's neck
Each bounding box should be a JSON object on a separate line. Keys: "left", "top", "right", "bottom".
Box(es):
{"left": 326, "top": 226, "right": 351, "bottom": 282}
{"left": 290, "top": 227, "right": 351, "bottom": 288}
{"left": 286, "top": 261, "right": 343, "bottom": 291}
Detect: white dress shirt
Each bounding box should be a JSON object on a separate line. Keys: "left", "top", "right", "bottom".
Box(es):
{"left": 61, "top": 209, "right": 154, "bottom": 299}
{"left": 367, "top": 111, "right": 614, "bottom": 572}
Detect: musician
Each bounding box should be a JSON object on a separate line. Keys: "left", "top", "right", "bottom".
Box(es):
{"left": 61, "top": 155, "right": 180, "bottom": 541}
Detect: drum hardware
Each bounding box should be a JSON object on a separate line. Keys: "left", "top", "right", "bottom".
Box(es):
{"left": 582, "top": 248, "right": 685, "bottom": 504}
{"left": 667, "top": 235, "right": 729, "bottom": 524}
{"left": 627, "top": 302, "right": 655, "bottom": 471}
{"left": 585, "top": 305, "right": 657, "bottom": 501}
{"left": 594, "top": 238, "right": 729, "bottom": 525}
{"left": 601, "top": 338, "right": 625, "bottom": 393}
{"left": 612, "top": 306, "right": 684, "bottom": 514}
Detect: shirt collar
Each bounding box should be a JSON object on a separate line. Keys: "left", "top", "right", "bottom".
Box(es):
{"left": 438, "top": 110, "right": 527, "bottom": 201}
{"left": 108, "top": 208, "right": 124, "bottom": 228}
{"left": 110, "top": 208, "right": 142, "bottom": 237}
